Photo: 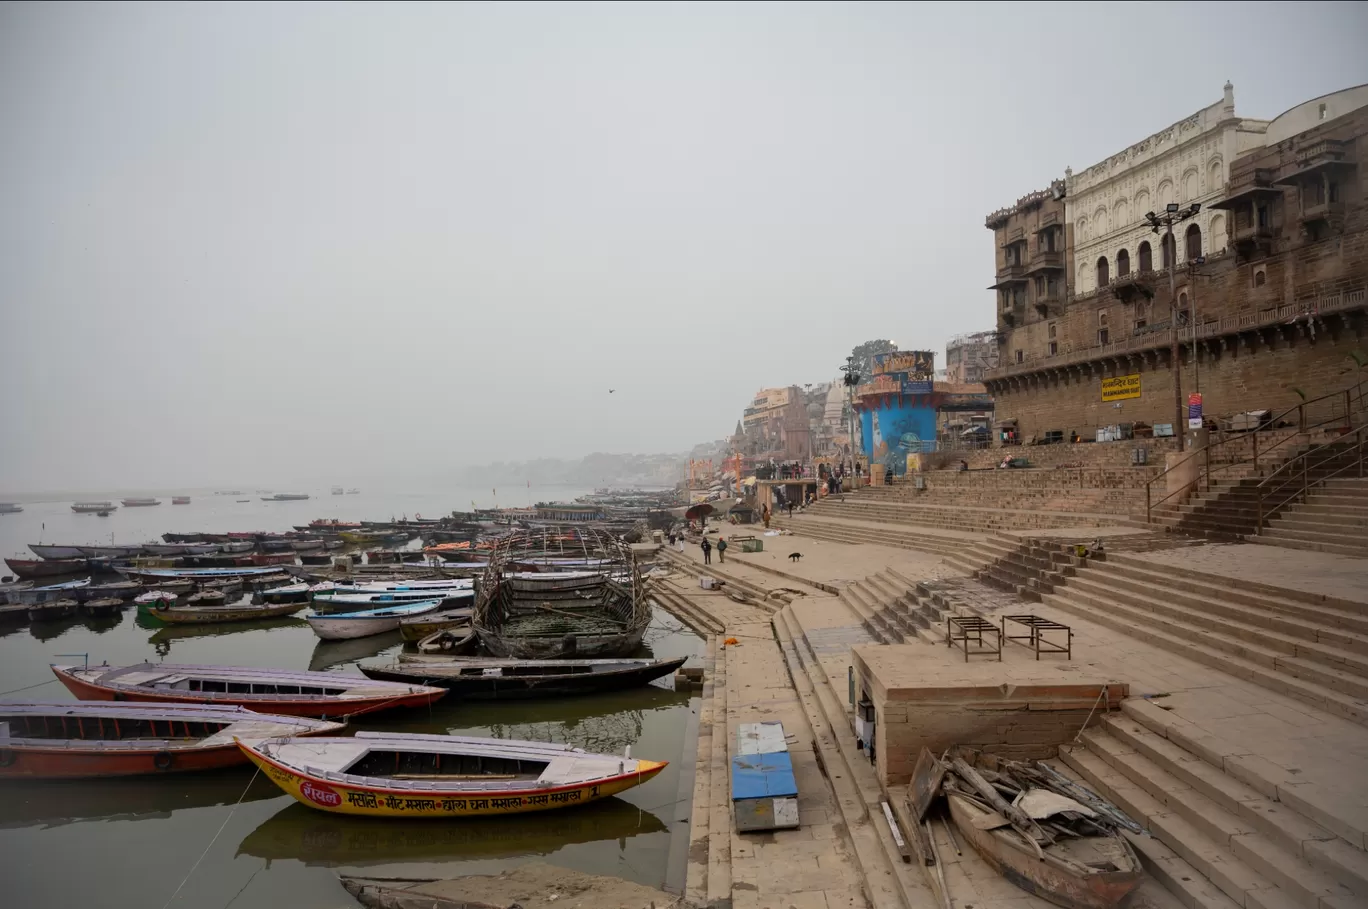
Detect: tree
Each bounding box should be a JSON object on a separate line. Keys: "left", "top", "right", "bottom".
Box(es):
{"left": 851, "top": 339, "right": 897, "bottom": 380}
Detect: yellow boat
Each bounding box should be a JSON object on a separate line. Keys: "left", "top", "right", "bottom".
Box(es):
{"left": 237, "top": 732, "right": 666, "bottom": 818}
{"left": 338, "top": 530, "right": 390, "bottom": 545}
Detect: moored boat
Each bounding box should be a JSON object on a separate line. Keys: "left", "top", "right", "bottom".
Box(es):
{"left": 121, "top": 498, "right": 161, "bottom": 507}
{"left": 252, "top": 552, "right": 297, "bottom": 567}
{"left": 77, "top": 544, "right": 145, "bottom": 559}
{"left": 28, "top": 598, "right": 79, "bottom": 622}
{"left": 51, "top": 662, "right": 446, "bottom": 717}
{"left": 262, "top": 493, "right": 310, "bottom": 501}
{"left": 238, "top": 732, "right": 667, "bottom": 817}
{"left": 172, "top": 496, "right": 191, "bottom": 505}
{"left": 162, "top": 532, "right": 205, "bottom": 543}
{"left": 28, "top": 543, "right": 87, "bottom": 560}
{"left": 74, "top": 579, "right": 141, "bottom": 602}
{"left": 81, "top": 598, "right": 127, "bottom": 617}
{"left": 415, "top": 626, "right": 479, "bottom": 654}
{"left": 148, "top": 600, "right": 308, "bottom": 624}
{"left": 183, "top": 590, "right": 228, "bottom": 609}
{"left": 72, "top": 501, "right": 117, "bottom": 513}
{"left": 290, "top": 539, "right": 325, "bottom": 552}
{"left": 0, "top": 503, "right": 23, "bottom": 514}
{"left": 144, "top": 542, "right": 222, "bottom": 556}
{"left": 0, "top": 703, "right": 344, "bottom": 779}
{"left": 359, "top": 656, "right": 688, "bottom": 700}
{"left": 5, "top": 557, "right": 90, "bottom": 580}
{"left": 259, "top": 582, "right": 314, "bottom": 604}
{"left": 306, "top": 600, "right": 444, "bottom": 641}
{"left": 116, "top": 566, "right": 284, "bottom": 582}
{"left": 12, "top": 578, "right": 92, "bottom": 604}
{"left": 222, "top": 540, "right": 255, "bottom": 553}
{"left": 398, "top": 607, "right": 473, "bottom": 643}
{"left": 312, "top": 587, "right": 473, "bottom": 613}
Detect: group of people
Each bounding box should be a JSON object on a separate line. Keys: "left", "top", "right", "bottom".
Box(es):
{"left": 698, "top": 536, "right": 727, "bottom": 564}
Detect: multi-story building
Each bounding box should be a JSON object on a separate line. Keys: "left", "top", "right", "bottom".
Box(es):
{"left": 982, "top": 84, "right": 1368, "bottom": 443}
{"left": 945, "top": 330, "right": 1000, "bottom": 384}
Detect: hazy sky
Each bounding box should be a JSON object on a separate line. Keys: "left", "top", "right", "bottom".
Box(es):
{"left": 3, "top": 1, "right": 1366, "bottom": 491}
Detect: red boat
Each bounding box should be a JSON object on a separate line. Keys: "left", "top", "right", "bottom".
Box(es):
{"left": 0, "top": 702, "right": 344, "bottom": 779}
{"left": 4, "top": 557, "right": 90, "bottom": 580}
{"left": 52, "top": 662, "right": 446, "bottom": 717}
{"left": 251, "top": 552, "right": 297, "bottom": 566}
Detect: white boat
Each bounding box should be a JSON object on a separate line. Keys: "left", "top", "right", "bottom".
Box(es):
{"left": 29, "top": 544, "right": 86, "bottom": 560}
{"left": 77, "top": 545, "right": 145, "bottom": 558}
{"left": 72, "top": 502, "right": 117, "bottom": 513}
{"left": 312, "top": 588, "right": 473, "bottom": 614}
{"left": 222, "top": 540, "right": 255, "bottom": 553}
{"left": 12, "top": 578, "right": 92, "bottom": 605}
{"left": 306, "top": 600, "right": 444, "bottom": 641}
{"left": 144, "top": 542, "right": 222, "bottom": 556}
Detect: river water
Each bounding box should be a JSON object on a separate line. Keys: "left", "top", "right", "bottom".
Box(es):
{"left": 0, "top": 491, "right": 704, "bottom": 908}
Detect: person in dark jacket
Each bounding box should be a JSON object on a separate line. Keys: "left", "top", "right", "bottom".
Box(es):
{"left": 716, "top": 538, "right": 728, "bottom": 563}
{"left": 701, "top": 538, "right": 712, "bottom": 565}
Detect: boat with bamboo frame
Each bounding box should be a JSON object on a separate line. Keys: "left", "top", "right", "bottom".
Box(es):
{"left": 472, "top": 526, "right": 649, "bottom": 659}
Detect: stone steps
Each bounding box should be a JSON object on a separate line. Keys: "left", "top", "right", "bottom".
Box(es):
{"left": 1058, "top": 726, "right": 1362, "bottom": 909}
{"left": 1037, "top": 588, "right": 1368, "bottom": 727}
{"left": 808, "top": 499, "right": 1116, "bottom": 532}
{"left": 1251, "top": 533, "right": 1368, "bottom": 558}
{"left": 772, "top": 514, "right": 973, "bottom": 557}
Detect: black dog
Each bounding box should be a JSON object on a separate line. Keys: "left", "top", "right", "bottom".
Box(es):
{"left": 788, "top": 552, "right": 803, "bottom": 562}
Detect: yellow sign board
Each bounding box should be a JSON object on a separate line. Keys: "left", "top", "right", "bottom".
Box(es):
{"left": 1101, "top": 373, "right": 1142, "bottom": 402}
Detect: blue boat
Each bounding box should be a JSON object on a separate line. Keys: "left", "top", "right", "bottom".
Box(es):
{"left": 118, "top": 566, "right": 284, "bottom": 581}
{"left": 306, "top": 599, "right": 445, "bottom": 641}
{"left": 311, "top": 587, "right": 474, "bottom": 613}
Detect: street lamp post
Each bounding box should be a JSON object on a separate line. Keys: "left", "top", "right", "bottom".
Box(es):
{"left": 1144, "top": 203, "right": 1202, "bottom": 449}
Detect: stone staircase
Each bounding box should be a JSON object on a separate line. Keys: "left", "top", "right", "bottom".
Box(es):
{"left": 1057, "top": 697, "right": 1368, "bottom": 909}
{"left": 797, "top": 495, "right": 1119, "bottom": 534}
{"left": 1036, "top": 552, "right": 1368, "bottom": 727}
{"left": 837, "top": 568, "right": 948, "bottom": 645}
{"left": 770, "top": 512, "right": 978, "bottom": 557}
{"left": 1258, "top": 476, "right": 1368, "bottom": 557}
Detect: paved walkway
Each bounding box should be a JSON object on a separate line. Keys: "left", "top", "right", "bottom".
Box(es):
{"left": 723, "top": 533, "right": 959, "bottom": 591}
{"left": 1130, "top": 542, "right": 1368, "bottom": 605}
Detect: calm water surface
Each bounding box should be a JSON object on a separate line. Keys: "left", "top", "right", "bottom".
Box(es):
{"left": 0, "top": 492, "right": 702, "bottom": 909}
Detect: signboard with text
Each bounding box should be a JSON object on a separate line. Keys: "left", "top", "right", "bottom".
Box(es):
{"left": 872, "top": 351, "right": 935, "bottom": 378}
{"left": 1188, "top": 393, "right": 1204, "bottom": 429}
{"left": 1100, "top": 374, "right": 1142, "bottom": 402}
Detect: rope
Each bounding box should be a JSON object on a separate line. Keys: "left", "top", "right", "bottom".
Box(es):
{"left": 1072, "top": 685, "right": 1110, "bottom": 744}
{"left": 0, "top": 678, "right": 58, "bottom": 696}
{"left": 159, "top": 766, "right": 260, "bottom": 909}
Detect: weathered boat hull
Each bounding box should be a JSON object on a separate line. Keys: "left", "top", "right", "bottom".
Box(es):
{"left": 28, "top": 544, "right": 86, "bottom": 560}
{"left": 5, "top": 558, "right": 89, "bottom": 580}
{"left": 150, "top": 602, "right": 308, "bottom": 624}
{"left": 947, "top": 793, "right": 1143, "bottom": 909}
{"left": 398, "top": 610, "right": 472, "bottom": 643}
{"left": 28, "top": 599, "right": 79, "bottom": 622}
{"left": 51, "top": 664, "right": 446, "bottom": 718}
{"left": 476, "top": 626, "right": 646, "bottom": 660}
{"left": 360, "top": 656, "right": 686, "bottom": 700}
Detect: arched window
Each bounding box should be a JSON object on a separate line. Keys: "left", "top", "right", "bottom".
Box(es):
{"left": 1185, "top": 223, "right": 1202, "bottom": 261}
{"left": 1254, "top": 270, "right": 1267, "bottom": 287}
{"left": 1138, "top": 241, "right": 1153, "bottom": 272}
{"left": 1096, "top": 256, "right": 1110, "bottom": 286}
{"left": 1116, "top": 249, "right": 1130, "bottom": 277}
{"left": 1162, "top": 232, "right": 1176, "bottom": 269}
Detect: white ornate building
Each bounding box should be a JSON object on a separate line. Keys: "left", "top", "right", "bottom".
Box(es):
{"left": 1067, "top": 83, "right": 1270, "bottom": 296}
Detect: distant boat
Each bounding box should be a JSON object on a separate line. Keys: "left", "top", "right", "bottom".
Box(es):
{"left": 237, "top": 499, "right": 250, "bottom": 503}
{"left": 121, "top": 498, "right": 161, "bottom": 507}
{"left": 262, "top": 493, "right": 310, "bottom": 501}
{"left": 331, "top": 487, "right": 344, "bottom": 496}
{"left": 346, "top": 489, "right": 360, "bottom": 494}
{"left": 77, "top": 545, "right": 144, "bottom": 559}
{"left": 306, "top": 600, "right": 445, "bottom": 641}
{"left": 29, "top": 543, "right": 87, "bottom": 560}
{"left": 172, "top": 496, "right": 191, "bottom": 505}
{"left": 144, "top": 542, "right": 221, "bottom": 556}
{"left": 52, "top": 662, "right": 446, "bottom": 717}
{"left": 0, "top": 703, "right": 344, "bottom": 779}
{"left": 238, "top": 732, "right": 666, "bottom": 817}
{"left": 72, "top": 501, "right": 117, "bottom": 513}
{"left": 0, "top": 503, "right": 22, "bottom": 514}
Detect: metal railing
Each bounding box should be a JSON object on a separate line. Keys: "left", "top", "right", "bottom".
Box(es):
{"left": 1255, "top": 427, "right": 1368, "bottom": 531}
{"left": 1144, "top": 378, "right": 1367, "bottom": 523}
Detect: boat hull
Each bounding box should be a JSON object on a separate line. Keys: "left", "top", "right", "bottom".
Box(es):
{"left": 28, "top": 544, "right": 86, "bottom": 560}
{"left": 361, "top": 656, "right": 686, "bottom": 700}
{"left": 152, "top": 603, "right": 308, "bottom": 624}
{"left": 5, "top": 558, "right": 90, "bottom": 579}
{"left": 947, "top": 793, "right": 1143, "bottom": 909}
{"left": 308, "top": 615, "right": 403, "bottom": 641}
{"left": 476, "top": 626, "right": 647, "bottom": 660}
{"left": 238, "top": 741, "right": 666, "bottom": 818}
{"left": 51, "top": 665, "right": 445, "bottom": 718}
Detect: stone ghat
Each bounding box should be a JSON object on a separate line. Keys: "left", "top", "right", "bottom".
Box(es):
{"left": 957, "top": 437, "right": 1177, "bottom": 470}
{"left": 840, "top": 468, "right": 1158, "bottom": 516}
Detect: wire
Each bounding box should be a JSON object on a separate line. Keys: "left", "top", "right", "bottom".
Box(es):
{"left": 0, "top": 678, "right": 58, "bottom": 696}
{"left": 159, "top": 766, "right": 261, "bottom": 909}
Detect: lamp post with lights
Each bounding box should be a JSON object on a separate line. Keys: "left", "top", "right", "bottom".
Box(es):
{"left": 1144, "top": 202, "right": 1202, "bottom": 448}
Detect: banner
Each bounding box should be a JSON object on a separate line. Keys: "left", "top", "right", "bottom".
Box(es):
{"left": 1100, "top": 374, "right": 1142, "bottom": 402}
{"left": 873, "top": 351, "right": 935, "bottom": 378}
{"left": 1188, "top": 392, "right": 1203, "bottom": 429}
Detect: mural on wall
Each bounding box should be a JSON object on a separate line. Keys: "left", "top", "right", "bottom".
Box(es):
{"left": 862, "top": 403, "right": 937, "bottom": 475}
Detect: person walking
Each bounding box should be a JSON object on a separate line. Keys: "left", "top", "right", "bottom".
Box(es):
{"left": 716, "top": 538, "right": 728, "bottom": 563}
{"left": 787, "top": 500, "right": 795, "bottom": 518}
{"left": 762, "top": 504, "right": 771, "bottom": 529}
{"left": 676, "top": 533, "right": 686, "bottom": 553}
{"left": 701, "top": 538, "right": 712, "bottom": 565}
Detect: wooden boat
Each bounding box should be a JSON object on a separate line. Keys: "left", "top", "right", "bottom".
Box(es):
{"left": 28, "top": 543, "right": 86, "bottom": 560}
{"left": 121, "top": 498, "right": 161, "bottom": 507}
{"left": 307, "top": 600, "right": 445, "bottom": 641}
{"left": 474, "top": 530, "right": 649, "bottom": 659}
{"left": 198, "top": 578, "right": 243, "bottom": 597}
{"left": 360, "top": 656, "right": 687, "bottom": 700}
{"left": 28, "top": 598, "right": 79, "bottom": 621}
{"left": 252, "top": 552, "right": 297, "bottom": 566}
{"left": 5, "top": 557, "right": 90, "bottom": 580}
{"left": 0, "top": 503, "right": 23, "bottom": 514}
{"left": 399, "top": 607, "right": 473, "bottom": 642}
{"left": 163, "top": 532, "right": 205, "bottom": 543}
{"left": 222, "top": 540, "right": 255, "bottom": 553}
{"left": 946, "top": 791, "right": 1143, "bottom": 909}
{"left": 150, "top": 600, "right": 308, "bottom": 624}
{"left": 260, "top": 538, "right": 294, "bottom": 552}
{"left": 172, "top": 496, "right": 191, "bottom": 505}
{"left": 144, "top": 542, "right": 221, "bottom": 556}
{"left": 51, "top": 662, "right": 446, "bottom": 717}
{"left": 415, "top": 626, "right": 479, "bottom": 654}
{"left": 77, "top": 544, "right": 145, "bottom": 558}
{"left": 81, "top": 598, "right": 126, "bottom": 617}
{"left": 75, "top": 579, "right": 141, "bottom": 602}
{"left": 118, "top": 566, "right": 283, "bottom": 582}
{"left": 72, "top": 501, "right": 117, "bottom": 513}
{"left": 339, "top": 530, "right": 392, "bottom": 545}
{"left": 0, "top": 702, "right": 344, "bottom": 779}
{"left": 238, "top": 732, "right": 666, "bottom": 818}
{"left": 313, "top": 587, "right": 473, "bottom": 613}
{"left": 290, "top": 539, "right": 325, "bottom": 552}
{"left": 259, "top": 582, "right": 314, "bottom": 604}
{"left": 185, "top": 590, "right": 228, "bottom": 608}
{"left": 12, "top": 578, "right": 92, "bottom": 604}
{"left": 135, "top": 590, "right": 183, "bottom": 612}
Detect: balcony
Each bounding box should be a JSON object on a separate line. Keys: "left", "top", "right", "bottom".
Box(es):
{"left": 1000, "top": 226, "right": 1025, "bottom": 248}
{"left": 1111, "top": 270, "right": 1156, "bottom": 304}
{"left": 1025, "top": 248, "right": 1064, "bottom": 274}
{"left": 1035, "top": 210, "right": 1060, "bottom": 232}
{"left": 1211, "top": 168, "right": 1281, "bottom": 209}
{"left": 1300, "top": 199, "right": 1346, "bottom": 225}
{"left": 1034, "top": 287, "right": 1063, "bottom": 317}
{"left": 1276, "top": 139, "right": 1355, "bottom": 185}
{"left": 989, "top": 262, "right": 1028, "bottom": 289}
